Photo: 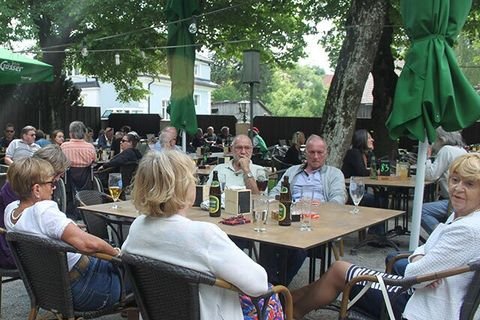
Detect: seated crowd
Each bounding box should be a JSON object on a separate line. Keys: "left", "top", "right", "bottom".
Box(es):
{"left": 0, "top": 120, "right": 476, "bottom": 319}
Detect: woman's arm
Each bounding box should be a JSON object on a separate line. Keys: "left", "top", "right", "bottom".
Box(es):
{"left": 61, "top": 223, "right": 118, "bottom": 256}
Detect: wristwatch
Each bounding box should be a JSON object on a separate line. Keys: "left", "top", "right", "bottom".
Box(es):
{"left": 245, "top": 171, "right": 254, "bottom": 179}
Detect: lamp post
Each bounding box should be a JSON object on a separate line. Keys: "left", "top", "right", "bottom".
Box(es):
{"left": 238, "top": 100, "right": 249, "bottom": 123}
{"left": 242, "top": 50, "right": 260, "bottom": 131}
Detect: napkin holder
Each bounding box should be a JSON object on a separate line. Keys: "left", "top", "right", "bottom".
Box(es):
{"left": 194, "top": 185, "right": 209, "bottom": 207}
{"left": 224, "top": 188, "right": 251, "bottom": 215}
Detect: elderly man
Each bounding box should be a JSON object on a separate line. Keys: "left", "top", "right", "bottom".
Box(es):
{"left": 216, "top": 126, "right": 233, "bottom": 146}
{"left": 61, "top": 121, "right": 96, "bottom": 168}
{"left": 262, "top": 134, "right": 346, "bottom": 285}
{"left": 207, "top": 134, "right": 264, "bottom": 195}
{"left": 4, "top": 125, "right": 41, "bottom": 165}
{"left": 154, "top": 126, "right": 181, "bottom": 152}
{"left": 0, "top": 123, "right": 15, "bottom": 149}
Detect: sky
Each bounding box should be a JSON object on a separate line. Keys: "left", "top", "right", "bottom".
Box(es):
{"left": 299, "top": 21, "right": 334, "bottom": 74}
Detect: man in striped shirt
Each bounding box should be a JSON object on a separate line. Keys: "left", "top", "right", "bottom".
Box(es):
{"left": 61, "top": 121, "right": 96, "bottom": 167}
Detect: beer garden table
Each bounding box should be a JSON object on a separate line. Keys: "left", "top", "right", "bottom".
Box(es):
{"left": 79, "top": 200, "right": 404, "bottom": 284}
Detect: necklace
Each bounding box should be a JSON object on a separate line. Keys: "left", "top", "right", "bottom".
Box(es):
{"left": 11, "top": 208, "right": 22, "bottom": 221}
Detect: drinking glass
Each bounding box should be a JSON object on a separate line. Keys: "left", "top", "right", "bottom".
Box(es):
{"left": 349, "top": 176, "right": 365, "bottom": 214}
{"left": 253, "top": 196, "right": 268, "bottom": 232}
{"left": 219, "top": 173, "right": 227, "bottom": 192}
{"left": 108, "top": 173, "right": 123, "bottom": 209}
{"left": 256, "top": 168, "right": 269, "bottom": 195}
{"left": 300, "top": 186, "right": 314, "bottom": 231}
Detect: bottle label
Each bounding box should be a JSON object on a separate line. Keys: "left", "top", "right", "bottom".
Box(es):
{"left": 211, "top": 181, "right": 220, "bottom": 187}
{"left": 209, "top": 195, "right": 220, "bottom": 213}
{"left": 281, "top": 186, "right": 288, "bottom": 193}
{"left": 278, "top": 203, "right": 287, "bottom": 221}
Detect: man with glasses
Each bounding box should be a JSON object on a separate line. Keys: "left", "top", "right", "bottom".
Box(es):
{"left": 0, "top": 123, "right": 15, "bottom": 149}
{"left": 207, "top": 134, "right": 263, "bottom": 195}
{"left": 4, "top": 125, "right": 40, "bottom": 165}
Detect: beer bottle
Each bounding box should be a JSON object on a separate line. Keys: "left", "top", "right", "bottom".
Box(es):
{"left": 209, "top": 171, "right": 221, "bottom": 217}
{"left": 278, "top": 176, "right": 292, "bottom": 226}
{"left": 370, "top": 153, "right": 377, "bottom": 180}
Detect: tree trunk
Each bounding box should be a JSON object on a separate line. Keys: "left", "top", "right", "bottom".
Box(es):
{"left": 370, "top": 10, "right": 399, "bottom": 160}
{"left": 320, "top": 0, "right": 388, "bottom": 167}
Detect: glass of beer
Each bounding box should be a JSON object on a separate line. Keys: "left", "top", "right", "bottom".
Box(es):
{"left": 108, "top": 173, "right": 123, "bottom": 209}
{"left": 256, "top": 168, "right": 269, "bottom": 195}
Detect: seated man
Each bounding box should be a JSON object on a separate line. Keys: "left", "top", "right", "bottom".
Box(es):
{"left": 4, "top": 125, "right": 41, "bottom": 164}
{"left": 263, "top": 134, "right": 346, "bottom": 285}
{"left": 206, "top": 134, "right": 263, "bottom": 195}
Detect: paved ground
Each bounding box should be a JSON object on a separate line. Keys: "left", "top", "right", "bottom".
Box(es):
{"left": 1, "top": 223, "right": 413, "bottom": 320}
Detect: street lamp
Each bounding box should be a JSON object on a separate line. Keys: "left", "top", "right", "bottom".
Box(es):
{"left": 238, "top": 100, "right": 249, "bottom": 123}
{"left": 242, "top": 50, "right": 260, "bottom": 131}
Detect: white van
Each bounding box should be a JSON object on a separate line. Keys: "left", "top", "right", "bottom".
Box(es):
{"left": 101, "top": 108, "right": 145, "bottom": 120}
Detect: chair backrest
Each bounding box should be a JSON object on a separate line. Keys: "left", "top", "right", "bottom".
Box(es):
{"left": 6, "top": 231, "right": 76, "bottom": 318}
{"left": 272, "top": 154, "right": 292, "bottom": 171}
{"left": 76, "top": 190, "right": 113, "bottom": 241}
{"left": 460, "top": 270, "right": 480, "bottom": 320}
{"left": 122, "top": 253, "right": 216, "bottom": 320}
{"left": 52, "top": 178, "right": 67, "bottom": 213}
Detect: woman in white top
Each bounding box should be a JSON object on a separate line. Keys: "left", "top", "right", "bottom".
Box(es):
{"left": 122, "top": 150, "right": 284, "bottom": 320}
{"left": 292, "top": 153, "right": 480, "bottom": 320}
{"left": 4, "top": 157, "right": 123, "bottom": 311}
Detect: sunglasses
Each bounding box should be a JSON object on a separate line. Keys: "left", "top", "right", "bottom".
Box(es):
{"left": 120, "top": 139, "right": 129, "bottom": 143}
{"left": 38, "top": 180, "right": 56, "bottom": 188}
{"left": 5, "top": 130, "right": 14, "bottom": 133}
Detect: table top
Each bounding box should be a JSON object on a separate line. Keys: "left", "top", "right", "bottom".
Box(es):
{"left": 345, "top": 176, "right": 434, "bottom": 188}
{"left": 189, "top": 152, "right": 233, "bottom": 161}
{"left": 79, "top": 200, "right": 404, "bottom": 250}
{"left": 196, "top": 166, "right": 214, "bottom": 176}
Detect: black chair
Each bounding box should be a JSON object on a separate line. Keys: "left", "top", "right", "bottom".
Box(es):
{"left": 272, "top": 154, "right": 292, "bottom": 171}
{"left": 335, "top": 256, "right": 480, "bottom": 320}
{"left": 122, "top": 252, "right": 293, "bottom": 320}
{"left": 53, "top": 178, "right": 67, "bottom": 213}
{"left": 6, "top": 231, "right": 135, "bottom": 320}
{"left": 0, "top": 228, "right": 20, "bottom": 316}
{"left": 76, "top": 190, "right": 124, "bottom": 246}
{"left": 65, "top": 166, "right": 102, "bottom": 220}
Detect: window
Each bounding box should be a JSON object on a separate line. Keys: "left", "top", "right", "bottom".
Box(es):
{"left": 194, "top": 94, "right": 200, "bottom": 107}
{"left": 161, "top": 100, "right": 170, "bottom": 120}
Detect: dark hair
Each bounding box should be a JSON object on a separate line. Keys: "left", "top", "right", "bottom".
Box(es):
{"left": 125, "top": 133, "right": 140, "bottom": 147}
{"left": 351, "top": 129, "right": 369, "bottom": 153}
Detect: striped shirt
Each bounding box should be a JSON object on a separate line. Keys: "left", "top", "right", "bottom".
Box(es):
{"left": 61, "top": 139, "right": 96, "bottom": 167}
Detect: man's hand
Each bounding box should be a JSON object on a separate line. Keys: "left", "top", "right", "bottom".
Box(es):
{"left": 237, "top": 157, "right": 251, "bottom": 173}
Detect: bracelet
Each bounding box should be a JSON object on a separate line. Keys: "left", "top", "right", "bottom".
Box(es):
{"left": 114, "top": 247, "right": 122, "bottom": 257}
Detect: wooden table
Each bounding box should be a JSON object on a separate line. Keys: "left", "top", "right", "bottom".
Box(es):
{"left": 346, "top": 175, "right": 435, "bottom": 220}
{"left": 79, "top": 200, "right": 404, "bottom": 282}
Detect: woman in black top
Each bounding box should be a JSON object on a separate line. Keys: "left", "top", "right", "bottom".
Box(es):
{"left": 341, "top": 129, "right": 374, "bottom": 178}
{"left": 284, "top": 131, "right": 305, "bottom": 165}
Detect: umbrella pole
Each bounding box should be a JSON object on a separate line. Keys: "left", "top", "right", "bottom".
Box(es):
{"left": 182, "top": 130, "right": 187, "bottom": 153}
{"left": 409, "top": 139, "right": 428, "bottom": 250}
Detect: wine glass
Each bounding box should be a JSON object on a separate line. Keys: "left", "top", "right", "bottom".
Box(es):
{"left": 108, "top": 173, "right": 123, "bottom": 209}
{"left": 349, "top": 176, "right": 365, "bottom": 214}
{"left": 256, "top": 168, "right": 269, "bottom": 195}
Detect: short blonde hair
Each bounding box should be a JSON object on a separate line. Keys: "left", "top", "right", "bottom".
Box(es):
{"left": 132, "top": 150, "right": 197, "bottom": 217}
{"left": 449, "top": 153, "right": 480, "bottom": 182}
{"left": 7, "top": 157, "right": 55, "bottom": 200}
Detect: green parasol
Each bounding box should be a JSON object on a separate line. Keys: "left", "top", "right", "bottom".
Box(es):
{"left": 386, "top": 0, "right": 480, "bottom": 250}
{"left": 165, "top": 0, "right": 200, "bottom": 137}
{"left": 0, "top": 48, "right": 53, "bottom": 85}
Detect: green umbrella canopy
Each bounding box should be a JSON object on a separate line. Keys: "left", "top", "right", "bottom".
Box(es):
{"left": 0, "top": 48, "right": 53, "bottom": 85}
{"left": 386, "top": 0, "right": 480, "bottom": 143}
{"left": 165, "top": 0, "right": 200, "bottom": 136}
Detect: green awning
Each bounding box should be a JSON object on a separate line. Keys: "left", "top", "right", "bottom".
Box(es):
{"left": 386, "top": 0, "right": 480, "bottom": 143}
{"left": 0, "top": 48, "right": 53, "bottom": 85}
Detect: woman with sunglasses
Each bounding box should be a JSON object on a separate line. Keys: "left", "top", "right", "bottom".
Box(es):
{"left": 4, "top": 157, "right": 123, "bottom": 311}
{"left": 97, "top": 132, "right": 142, "bottom": 172}
{"left": 0, "top": 144, "right": 70, "bottom": 269}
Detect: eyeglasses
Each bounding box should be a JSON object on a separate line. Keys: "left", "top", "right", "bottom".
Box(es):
{"left": 120, "top": 139, "right": 129, "bottom": 143}
{"left": 39, "top": 180, "right": 56, "bottom": 188}
{"left": 5, "top": 130, "right": 14, "bottom": 133}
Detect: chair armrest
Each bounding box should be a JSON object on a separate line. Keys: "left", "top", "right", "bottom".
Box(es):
{"left": 214, "top": 279, "right": 293, "bottom": 320}
{"left": 385, "top": 252, "right": 411, "bottom": 273}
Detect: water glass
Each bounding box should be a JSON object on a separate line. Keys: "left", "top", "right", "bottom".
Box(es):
{"left": 349, "top": 176, "right": 365, "bottom": 214}
{"left": 219, "top": 173, "right": 227, "bottom": 192}
{"left": 253, "top": 196, "right": 268, "bottom": 232}
{"left": 300, "top": 186, "right": 314, "bottom": 231}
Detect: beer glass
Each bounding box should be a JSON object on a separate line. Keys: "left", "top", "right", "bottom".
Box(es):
{"left": 300, "top": 186, "right": 313, "bottom": 231}
{"left": 253, "top": 196, "right": 268, "bottom": 232}
{"left": 349, "top": 176, "right": 365, "bottom": 214}
{"left": 256, "top": 168, "right": 269, "bottom": 196}
{"left": 108, "top": 173, "right": 123, "bottom": 209}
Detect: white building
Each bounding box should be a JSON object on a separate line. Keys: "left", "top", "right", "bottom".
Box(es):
{"left": 70, "top": 54, "right": 217, "bottom": 119}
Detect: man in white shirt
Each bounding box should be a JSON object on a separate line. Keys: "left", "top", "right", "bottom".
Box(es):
{"left": 4, "top": 125, "right": 40, "bottom": 165}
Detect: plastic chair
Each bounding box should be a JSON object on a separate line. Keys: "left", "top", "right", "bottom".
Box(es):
{"left": 0, "top": 228, "right": 20, "bottom": 316}
{"left": 75, "top": 190, "right": 124, "bottom": 245}
{"left": 5, "top": 231, "right": 135, "bottom": 320}
{"left": 121, "top": 252, "right": 293, "bottom": 320}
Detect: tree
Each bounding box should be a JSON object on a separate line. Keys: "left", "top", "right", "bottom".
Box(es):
{"left": 319, "top": 0, "right": 388, "bottom": 166}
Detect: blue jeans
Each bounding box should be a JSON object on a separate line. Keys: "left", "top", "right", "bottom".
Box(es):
{"left": 385, "top": 251, "right": 411, "bottom": 276}
{"left": 421, "top": 200, "right": 449, "bottom": 235}
{"left": 70, "top": 257, "right": 122, "bottom": 311}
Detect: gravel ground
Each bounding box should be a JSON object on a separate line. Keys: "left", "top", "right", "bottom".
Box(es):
{"left": 1, "top": 224, "right": 412, "bottom": 320}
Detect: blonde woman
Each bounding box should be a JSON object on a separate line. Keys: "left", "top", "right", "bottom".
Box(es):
{"left": 122, "top": 150, "right": 284, "bottom": 320}
{"left": 4, "top": 157, "right": 123, "bottom": 311}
